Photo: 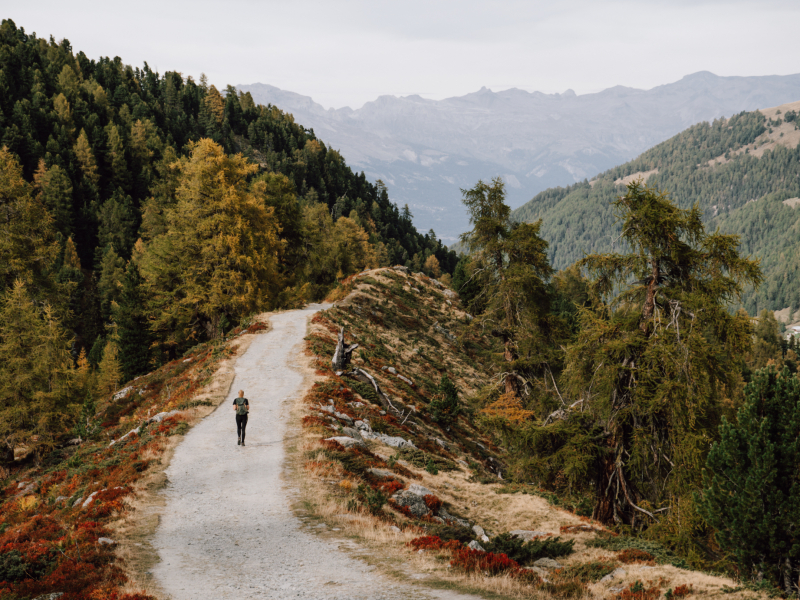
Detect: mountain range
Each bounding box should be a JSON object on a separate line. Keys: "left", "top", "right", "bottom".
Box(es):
{"left": 240, "top": 72, "right": 800, "bottom": 241}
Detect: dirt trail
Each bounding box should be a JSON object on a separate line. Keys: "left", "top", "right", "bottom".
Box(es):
{"left": 151, "top": 305, "right": 480, "bottom": 600}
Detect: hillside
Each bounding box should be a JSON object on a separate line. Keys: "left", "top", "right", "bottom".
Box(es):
{"left": 241, "top": 72, "right": 800, "bottom": 240}
{"left": 512, "top": 100, "right": 800, "bottom": 315}
{"left": 294, "top": 267, "right": 763, "bottom": 600}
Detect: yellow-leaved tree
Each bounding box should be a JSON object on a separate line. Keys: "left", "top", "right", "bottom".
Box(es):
{"left": 300, "top": 203, "right": 380, "bottom": 300}
{"left": 140, "top": 139, "right": 282, "bottom": 348}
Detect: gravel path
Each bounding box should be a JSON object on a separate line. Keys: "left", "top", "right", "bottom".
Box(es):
{"left": 151, "top": 305, "right": 481, "bottom": 600}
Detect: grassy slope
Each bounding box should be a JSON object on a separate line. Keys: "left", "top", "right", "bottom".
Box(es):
{"left": 294, "top": 268, "right": 759, "bottom": 600}
{"left": 511, "top": 100, "right": 800, "bottom": 316}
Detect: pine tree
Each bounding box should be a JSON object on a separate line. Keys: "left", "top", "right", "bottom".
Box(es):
{"left": 105, "top": 123, "right": 128, "bottom": 189}
{"left": 97, "top": 244, "right": 125, "bottom": 320}
{"left": 699, "top": 367, "right": 800, "bottom": 595}
{"left": 116, "top": 261, "right": 151, "bottom": 381}
{"left": 33, "top": 159, "right": 73, "bottom": 237}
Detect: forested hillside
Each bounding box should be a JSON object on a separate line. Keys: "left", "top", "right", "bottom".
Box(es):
{"left": 0, "top": 18, "right": 455, "bottom": 460}
{"left": 512, "top": 101, "right": 800, "bottom": 315}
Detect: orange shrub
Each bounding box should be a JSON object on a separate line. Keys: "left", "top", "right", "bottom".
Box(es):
{"left": 617, "top": 548, "right": 656, "bottom": 564}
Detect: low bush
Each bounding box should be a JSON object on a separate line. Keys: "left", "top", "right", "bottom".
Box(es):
{"left": 617, "top": 548, "right": 655, "bottom": 564}
{"left": 398, "top": 448, "right": 457, "bottom": 471}
{"left": 552, "top": 561, "right": 617, "bottom": 583}
{"left": 484, "top": 533, "right": 574, "bottom": 565}
{"left": 587, "top": 534, "right": 688, "bottom": 569}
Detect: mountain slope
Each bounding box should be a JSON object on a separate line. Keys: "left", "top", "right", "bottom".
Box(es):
{"left": 240, "top": 73, "right": 800, "bottom": 240}
{"left": 512, "top": 100, "right": 800, "bottom": 315}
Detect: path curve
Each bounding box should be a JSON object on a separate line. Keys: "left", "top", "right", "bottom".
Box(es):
{"left": 152, "top": 305, "right": 480, "bottom": 600}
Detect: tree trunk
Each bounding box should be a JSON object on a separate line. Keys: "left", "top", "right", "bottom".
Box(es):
{"left": 640, "top": 257, "right": 660, "bottom": 333}
{"left": 503, "top": 336, "right": 520, "bottom": 396}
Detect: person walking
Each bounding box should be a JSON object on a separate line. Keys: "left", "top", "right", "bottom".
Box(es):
{"left": 233, "top": 390, "right": 249, "bottom": 446}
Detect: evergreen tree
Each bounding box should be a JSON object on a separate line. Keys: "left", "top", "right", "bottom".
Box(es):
{"left": 564, "top": 181, "right": 761, "bottom": 526}
{"left": 699, "top": 368, "right": 800, "bottom": 595}
{"left": 97, "top": 244, "right": 125, "bottom": 321}
{"left": 429, "top": 375, "right": 461, "bottom": 426}
{"left": 116, "top": 261, "right": 151, "bottom": 381}
{"left": 460, "top": 177, "right": 557, "bottom": 396}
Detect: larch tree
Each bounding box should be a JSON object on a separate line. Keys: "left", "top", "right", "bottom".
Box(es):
{"left": 139, "top": 139, "right": 282, "bottom": 348}
{"left": 0, "top": 280, "right": 77, "bottom": 463}
{"left": 0, "top": 147, "right": 65, "bottom": 309}
{"left": 460, "top": 177, "right": 556, "bottom": 397}
{"left": 565, "top": 181, "right": 761, "bottom": 527}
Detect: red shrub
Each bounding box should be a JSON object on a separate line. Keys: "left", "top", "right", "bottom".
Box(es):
{"left": 450, "top": 548, "right": 520, "bottom": 575}
{"left": 302, "top": 415, "right": 327, "bottom": 427}
{"left": 616, "top": 581, "right": 661, "bottom": 600}
{"left": 408, "top": 535, "right": 462, "bottom": 552}
{"left": 378, "top": 480, "right": 404, "bottom": 495}
{"left": 423, "top": 494, "right": 442, "bottom": 514}
{"left": 672, "top": 585, "right": 693, "bottom": 598}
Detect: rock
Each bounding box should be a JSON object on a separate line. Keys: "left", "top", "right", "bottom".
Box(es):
{"left": 439, "top": 508, "right": 469, "bottom": 528}
{"left": 435, "top": 438, "right": 448, "bottom": 449}
{"left": 17, "top": 481, "right": 29, "bottom": 489}
{"left": 533, "top": 558, "right": 563, "bottom": 569}
{"left": 380, "top": 410, "right": 387, "bottom": 415}
{"left": 55, "top": 496, "right": 68, "bottom": 504}
{"left": 467, "top": 540, "right": 484, "bottom": 551}
{"left": 33, "top": 594, "right": 64, "bottom": 600}
{"left": 98, "top": 537, "right": 116, "bottom": 545}
{"left": 387, "top": 367, "right": 397, "bottom": 374}
{"left": 392, "top": 265, "right": 409, "bottom": 274}
{"left": 397, "top": 374, "right": 415, "bottom": 386}
{"left": 348, "top": 401, "right": 365, "bottom": 409}
{"left": 16, "top": 482, "right": 35, "bottom": 496}
{"left": 391, "top": 490, "right": 429, "bottom": 517}
{"left": 600, "top": 568, "right": 627, "bottom": 584}
{"left": 83, "top": 490, "right": 101, "bottom": 508}
{"left": 472, "top": 525, "right": 485, "bottom": 537}
{"left": 113, "top": 386, "right": 133, "bottom": 400}
{"left": 481, "top": 534, "right": 490, "bottom": 543}
{"left": 335, "top": 412, "right": 354, "bottom": 425}
{"left": 324, "top": 436, "right": 365, "bottom": 449}
{"left": 354, "top": 420, "right": 371, "bottom": 432}
{"left": 368, "top": 468, "right": 395, "bottom": 479}
{"left": 510, "top": 530, "right": 549, "bottom": 542}
{"left": 444, "top": 289, "right": 457, "bottom": 299}
{"left": 529, "top": 566, "right": 549, "bottom": 578}
{"left": 433, "top": 516, "right": 445, "bottom": 523}
{"left": 433, "top": 322, "right": 457, "bottom": 342}
{"left": 362, "top": 431, "right": 415, "bottom": 448}
{"left": 407, "top": 483, "right": 434, "bottom": 497}
{"left": 341, "top": 427, "right": 363, "bottom": 441}
{"left": 389, "top": 526, "right": 401, "bottom": 534}
{"left": 72, "top": 496, "right": 83, "bottom": 508}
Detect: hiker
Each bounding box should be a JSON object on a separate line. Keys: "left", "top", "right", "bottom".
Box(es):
{"left": 233, "top": 390, "right": 249, "bottom": 446}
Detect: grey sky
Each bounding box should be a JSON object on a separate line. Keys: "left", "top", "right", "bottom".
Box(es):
{"left": 5, "top": 0, "right": 800, "bottom": 108}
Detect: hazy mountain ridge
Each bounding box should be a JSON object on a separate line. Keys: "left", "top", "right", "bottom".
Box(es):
{"left": 511, "top": 100, "right": 800, "bottom": 315}
{"left": 240, "top": 72, "right": 800, "bottom": 240}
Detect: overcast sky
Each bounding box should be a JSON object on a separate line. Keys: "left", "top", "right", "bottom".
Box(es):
{"left": 5, "top": 0, "right": 800, "bottom": 109}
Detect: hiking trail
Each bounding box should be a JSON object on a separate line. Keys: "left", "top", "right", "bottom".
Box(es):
{"left": 150, "top": 305, "right": 480, "bottom": 600}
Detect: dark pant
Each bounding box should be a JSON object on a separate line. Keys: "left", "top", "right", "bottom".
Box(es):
{"left": 236, "top": 414, "right": 248, "bottom": 442}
